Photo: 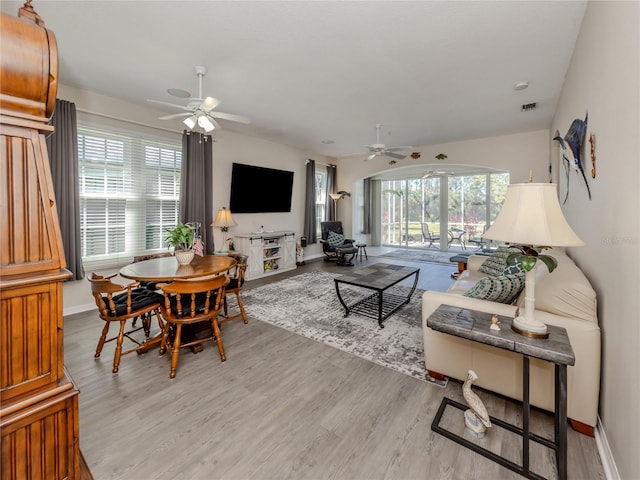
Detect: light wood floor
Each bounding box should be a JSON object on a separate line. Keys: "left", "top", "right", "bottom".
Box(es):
{"left": 64, "top": 252, "right": 605, "bottom": 479}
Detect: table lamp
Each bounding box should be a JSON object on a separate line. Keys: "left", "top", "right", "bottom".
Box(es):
{"left": 211, "top": 207, "right": 237, "bottom": 252}
{"left": 483, "top": 183, "right": 584, "bottom": 338}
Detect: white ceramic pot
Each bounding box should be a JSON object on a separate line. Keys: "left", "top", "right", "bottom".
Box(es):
{"left": 174, "top": 250, "right": 195, "bottom": 265}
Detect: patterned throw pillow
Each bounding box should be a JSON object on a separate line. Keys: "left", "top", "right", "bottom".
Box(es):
{"left": 502, "top": 260, "right": 525, "bottom": 276}
{"left": 478, "top": 246, "right": 521, "bottom": 276}
{"left": 463, "top": 273, "right": 526, "bottom": 304}
{"left": 327, "top": 230, "right": 345, "bottom": 247}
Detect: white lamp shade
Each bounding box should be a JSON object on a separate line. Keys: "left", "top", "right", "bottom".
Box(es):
{"left": 183, "top": 115, "right": 197, "bottom": 129}
{"left": 329, "top": 193, "right": 342, "bottom": 201}
{"left": 212, "top": 207, "right": 237, "bottom": 228}
{"left": 484, "top": 183, "right": 584, "bottom": 247}
{"left": 197, "top": 115, "right": 215, "bottom": 132}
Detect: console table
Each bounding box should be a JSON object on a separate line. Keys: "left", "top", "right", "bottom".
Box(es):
{"left": 234, "top": 231, "right": 296, "bottom": 280}
{"left": 427, "top": 305, "right": 575, "bottom": 480}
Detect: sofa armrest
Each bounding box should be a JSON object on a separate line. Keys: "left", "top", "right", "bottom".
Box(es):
{"left": 466, "top": 255, "right": 489, "bottom": 272}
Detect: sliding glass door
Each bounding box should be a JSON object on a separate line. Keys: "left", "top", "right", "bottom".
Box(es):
{"left": 381, "top": 172, "right": 508, "bottom": 250}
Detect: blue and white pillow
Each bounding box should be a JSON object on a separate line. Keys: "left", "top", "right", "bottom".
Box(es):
{"left": 478, "top": 246, "right": 521, "bottom": 276}
{"left": 327, "top": 230, "right": 345, "bottom": 247}
{"left": 463, "top": 273, "right": 526, "bottom": 304}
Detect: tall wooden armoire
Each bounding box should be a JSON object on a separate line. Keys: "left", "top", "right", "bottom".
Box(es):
{"left": 0, "top": 2, "right": 90, "bottom": 478}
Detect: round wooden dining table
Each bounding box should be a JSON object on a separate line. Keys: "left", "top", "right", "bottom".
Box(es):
{"left": 119, "top": 254, "right": 236, "bottom": 282}
{"left": 118, "top": 254, "right": 236, "bottom": 354}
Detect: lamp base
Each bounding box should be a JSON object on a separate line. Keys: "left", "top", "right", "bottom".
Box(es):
{"left": 511, "top": 316, "right": 549, "bottom": 339}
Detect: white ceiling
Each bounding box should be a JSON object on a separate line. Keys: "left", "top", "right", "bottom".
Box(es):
{"left": 1, "top": 1, "right": 586, "bottom": 158}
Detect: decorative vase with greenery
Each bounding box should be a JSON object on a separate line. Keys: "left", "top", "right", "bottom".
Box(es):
{"left": 164, "top": 222, "right": 195, "bottom": 265}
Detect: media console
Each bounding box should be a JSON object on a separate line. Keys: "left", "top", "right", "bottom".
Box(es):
{"left": 233, "top": 231, "right": 297, "bottom": 280}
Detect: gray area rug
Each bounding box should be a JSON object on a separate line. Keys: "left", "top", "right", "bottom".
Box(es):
{"left": 243, "top": 271, "right": 444, "bottom": 385}
{"left": 379, "top": 248, "right": 456, "bottom": 265}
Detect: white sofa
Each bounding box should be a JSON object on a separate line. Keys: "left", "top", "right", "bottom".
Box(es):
{"left": 422, "top": 248, "right": 600, "bottom": 433}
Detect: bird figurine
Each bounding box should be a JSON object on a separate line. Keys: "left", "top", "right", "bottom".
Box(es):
{"left": 462, "top": 370, "right": 491, "bottom": 438}
{"left": 553, "top": 112, "right": 591, "bottom": 204}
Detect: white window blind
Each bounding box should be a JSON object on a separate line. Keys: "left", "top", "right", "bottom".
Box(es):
{"left": 314, "top": 169, "right": 327, "bottom": 235}
{"left": 78, "top": 125, "right": 182, "bottom": 270}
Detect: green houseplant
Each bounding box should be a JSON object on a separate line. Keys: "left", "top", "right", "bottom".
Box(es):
{"left": 164, "top": 222, "right": 195, "bottom": 264}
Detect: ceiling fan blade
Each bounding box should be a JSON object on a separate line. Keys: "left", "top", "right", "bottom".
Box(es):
{"left": 383, "top": 151, "right": 406, "bottom": 160}
{"left": 207, "top": 115, "right": 222, "bottom": 130}
{"left": 158, "top": 112, "right": 192, "bottom": 120}
{"left": 385, "top": 146, "right": 413, "bottom": 152}
{"left": 210, "top": 111, "right": 251, "bottom": 124}
{"left": 366, "top": 153, "right": 378, "bottom": 161}
{"left": 147, "top": 99, "right": 192, "bottom": 111}
{"left": 200, "top": 96, "right": 220, "bottom": 112}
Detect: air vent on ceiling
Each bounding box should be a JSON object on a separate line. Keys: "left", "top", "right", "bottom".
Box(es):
{"left": 521, "top": 102, "right": 537, "bottom": 112}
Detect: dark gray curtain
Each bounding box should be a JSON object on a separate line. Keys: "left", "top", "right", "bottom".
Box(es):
{"left": 362, "top": 177, "right": 372, "bottom": 234}
{"left": 303, "top": 159, "right": 317, "bottom": 244}
{"left": 326, "top": 164, "right": 337, "bottom": 220}
{"left": 46, "top": 99, "right": 84, "bottom": 280}
{"left": 180, "top": 131, "right": 214, "bottom": 254}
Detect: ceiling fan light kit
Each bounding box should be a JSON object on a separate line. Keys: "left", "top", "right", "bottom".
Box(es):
{"left": 148, "top": 65, "right": 250, "bottom": 132}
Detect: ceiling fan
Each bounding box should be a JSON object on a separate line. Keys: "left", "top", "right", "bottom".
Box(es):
{"left": 364, "top": 123, "right": 412, "bottom": 162}
{"left": 147, "top": 66, "right": 250, "bottom": 132}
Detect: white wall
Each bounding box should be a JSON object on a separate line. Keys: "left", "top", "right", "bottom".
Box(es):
{"left": 336, "top": 129, "right": 550, "bottom": 240}
{"left": 551, "top": 2, "right": 639, "bottom": 478}
{"left": 58, "top": 84, "right": 333, "bottom": 313}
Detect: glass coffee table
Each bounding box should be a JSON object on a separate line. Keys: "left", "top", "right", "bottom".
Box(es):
{"left": 334, "top": 262, "right": 420, "bottom": 328}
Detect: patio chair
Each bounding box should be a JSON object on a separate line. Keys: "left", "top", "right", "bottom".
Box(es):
{"left": 467, "top": 224, "right": 488, "bottom": 251}
{"left": 421, "top": 223, "right": 440, "bottom": 248}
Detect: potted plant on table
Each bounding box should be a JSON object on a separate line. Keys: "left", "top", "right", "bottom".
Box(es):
{"left": 164, "top": 222, "right": 195, "bottom": 265}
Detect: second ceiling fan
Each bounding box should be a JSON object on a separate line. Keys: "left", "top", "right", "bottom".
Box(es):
{"left": 364, "top": 123, "right": 412, "bottom": 162}
{"left": 148, "top": 66, "right": 250, "bottom": 132}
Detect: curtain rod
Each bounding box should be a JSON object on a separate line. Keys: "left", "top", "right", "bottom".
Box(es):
{"left": 306, "top": 159, "right": 334, "bottom": 168}
{"left": 75, "top": 107, "right": 182, "bottom": 135}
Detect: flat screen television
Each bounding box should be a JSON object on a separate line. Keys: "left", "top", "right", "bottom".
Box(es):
{"left": 229, "top": 162, "right": 294, "bottom": 213}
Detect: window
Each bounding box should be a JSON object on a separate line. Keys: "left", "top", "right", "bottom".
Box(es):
{"left": 381, "top": 172, "right": 509, "bottom": 248}
{"left": 314, "top": 168, "right": 328, "bottom": 235}
{"left": 78, "top": 126, "right": 181, "bottom": 269}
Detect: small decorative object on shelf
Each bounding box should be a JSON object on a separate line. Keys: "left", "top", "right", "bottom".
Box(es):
{"left": 490, "top": 314, "right": 501, "bottom": 331}
{"left": 462, "top": 370, "right": 492, "bottom": 438}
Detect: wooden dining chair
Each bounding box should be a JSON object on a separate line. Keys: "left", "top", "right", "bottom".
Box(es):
{"left": 158, "top": 274, "right": 230, "bottom": 379}
{"left": 88, "top": 273, "right": 164, "bottom": 373}
{"left": 220, "top": 254, "right": 248, "bottom": 325}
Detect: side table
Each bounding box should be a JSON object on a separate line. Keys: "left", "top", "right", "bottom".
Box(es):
{"left": 427, "top": 305, "right": 575, "bottom": 480}
{"left": 355, "top": 243, "right": 368, "bottom": 261}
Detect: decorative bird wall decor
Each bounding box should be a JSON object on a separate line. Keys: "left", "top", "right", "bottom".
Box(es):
{"left": 462, "top": 370, "right": 492, "bottom": 438}
{"left": 554, "top": 112, "right": 591, "bottom": 204}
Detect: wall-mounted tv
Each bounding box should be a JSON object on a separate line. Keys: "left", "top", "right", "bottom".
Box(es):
{"left": 229, "top": 162, "right": 294, "bottom": 213}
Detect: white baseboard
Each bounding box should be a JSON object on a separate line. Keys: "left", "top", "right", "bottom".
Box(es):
{"left": 595, "top": 416, "right": 620, "bottom": 480}
{"left": 64, "top": 303, "right": 95, "bottom": 317}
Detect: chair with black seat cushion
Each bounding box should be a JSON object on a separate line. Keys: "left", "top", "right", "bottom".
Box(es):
{"left": 89, "top": 273, "right": 164, "bottom": 373}
{"left": 220, "top": 254, "right": 248, "bottom": 325}
{"left": 158, "top": 274, "right": 229, "bottom": 379}
{"left": 320, "top": 221, "right": 356, "bottom": 262}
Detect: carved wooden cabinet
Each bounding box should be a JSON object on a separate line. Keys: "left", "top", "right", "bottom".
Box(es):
{"left": 0, "top": 2, "right": 88, "bottom": 478}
